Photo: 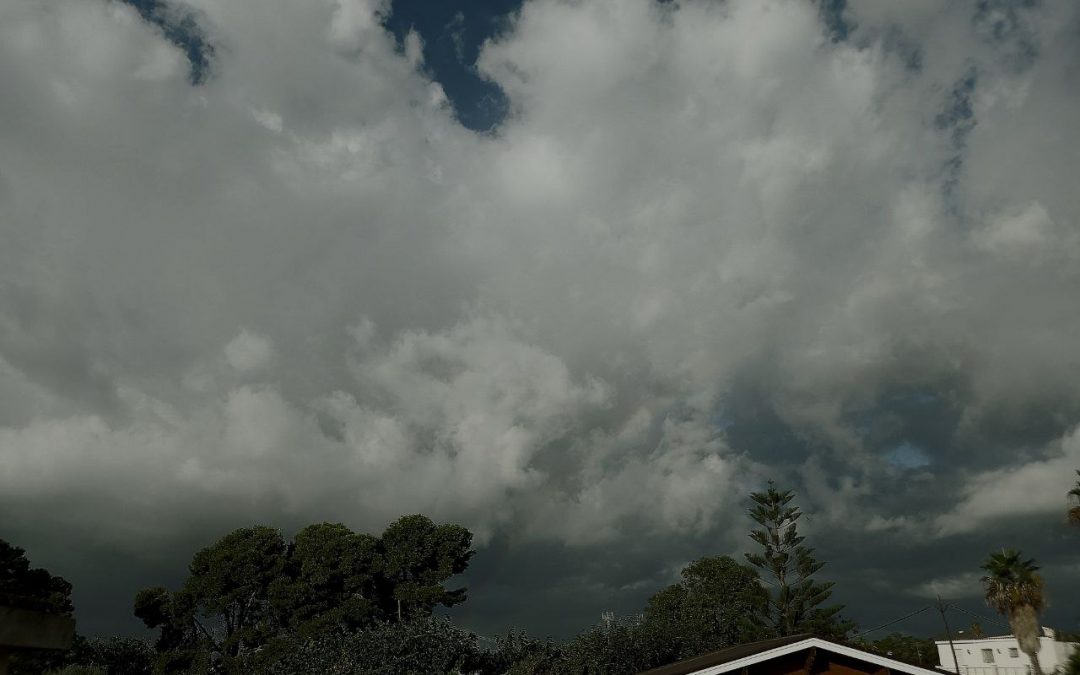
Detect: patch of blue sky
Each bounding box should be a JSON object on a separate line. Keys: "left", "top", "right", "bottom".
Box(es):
{"left": 885, "top": 441, "right": 933, "bottom": 469}
{"left": 122, "top": 0, "right": 215, "bottom": 84}
{"left": 384, "top": 0, "right": 521, "bottom": 131}
{"left": 118, "top": 0, "right": 855, "bottom": 130}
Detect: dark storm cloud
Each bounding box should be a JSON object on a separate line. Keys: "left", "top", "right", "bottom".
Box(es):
{"left": 0, "top": 0, "right": 1078, "bottom": 640}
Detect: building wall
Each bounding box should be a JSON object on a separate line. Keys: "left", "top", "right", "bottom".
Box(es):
{"left": 936, "top": 632, "right": 1078, "bottom": 675}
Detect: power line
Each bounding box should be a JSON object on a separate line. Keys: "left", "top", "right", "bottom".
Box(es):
{"left": 943, "top": 603, "right": 1011, "bottom": 631}
{"left": 855, "top": 605, "right": 933, "bottom": 638}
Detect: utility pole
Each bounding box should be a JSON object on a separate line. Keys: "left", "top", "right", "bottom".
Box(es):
{"left": 937, "top": 596, "right": 961, "bottom": 675}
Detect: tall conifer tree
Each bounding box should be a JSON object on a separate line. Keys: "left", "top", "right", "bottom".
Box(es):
{"left": 744, "top": 482, "right": 851, "bottom": 638}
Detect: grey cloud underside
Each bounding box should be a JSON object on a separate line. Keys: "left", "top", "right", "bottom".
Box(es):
{"left": 1, "top": 0, "right": 1079, "bottom": 638}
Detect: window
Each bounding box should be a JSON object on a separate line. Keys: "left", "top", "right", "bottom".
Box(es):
{"left": 982, "top": 649, "right": 995, "bottom": 664}
{"left": 1009, "top": 648, "right": 1019, "bottom": 658}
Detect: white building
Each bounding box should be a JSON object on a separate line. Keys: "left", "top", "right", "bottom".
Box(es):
{"left": 936, "top": 629, "right": 1078, "bottom": 675}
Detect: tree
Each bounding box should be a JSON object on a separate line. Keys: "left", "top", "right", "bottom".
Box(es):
{"left": 1, "top": 538, "right": 75, "bottom": 675}
{"left": 744, "top": 483, "right": 851, "bottom": 638}
{"left": 861, "top": 633, "right": 938, "bottom": 668}
{"left": 269, "top": 522, "right": 381, "bottom": 635}
{"left": 64, "top": 636, "right": 155, "bottom": 675}
{"left": 136, "top": 516, "right": 476, "bottom": 670}
{"left": 184, "top": 526, "right": 286, "bottom": 659}
{"left": 135, "top": 526, "right": 288, "bottom": 671}
{"left": 245, "top": 617, "right": 484, "bottom": 674}
{"left": 981, "top": 549, "right": 1047, "bottom": 675}
{"left": 641, "top": 556, "right": 767, "bottom": 661}
{"left": 560, "top": 614, "right": 655, "bottom": 675}
{"left": 0, "top": 538, "right": 73, "bottom": 615}
{"left": 133, "top": 586, "right": 200, "bottom": 655}
{"left": 377, "top": 514, "right": 474, "bottom": 622}
{"left": 1068, "top": 470, "right": 1080, "bottom": 525}
{"left": 483, "top": 629, "right": 564, "bottom": 675}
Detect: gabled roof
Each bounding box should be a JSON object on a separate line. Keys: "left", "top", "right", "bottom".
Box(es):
{"left": 640, "top": 635, "right": 950, "bottom": 675}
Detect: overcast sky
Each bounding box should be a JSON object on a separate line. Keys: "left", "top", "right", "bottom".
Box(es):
{"left": 1, "top": 0, "right": 1079, "bottom": 642}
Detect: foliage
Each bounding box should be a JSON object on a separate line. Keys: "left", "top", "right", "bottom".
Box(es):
{"left": 528, "top": 556, "right": 771, "bottom": 674}
{"left": 503, "top": 649, "right": 568, "bottom": 675}
{"left": 185, "top": 526, "right": 286, "bottom": 657}
{"left": 981, "top": 550, "right": 1046, "bottom": 616}
{"left": 245, "top": 617, "right": 484, "bottom": 674}
{"left": 44, "top": 667, "right": 106, "bottom": 675}
{"left": 640, "top": 556, "right": 767, "bottom": 661}
{"left": 744, "top": 483, "right": 852, "bottom": 638}
{"left": 269, "top": 523, "right": 380, "bottom": 636}
{"left": 981, "top": 549, "right": 1046, "bottom": 675}
{"left": 1, "top": 538, "right": 76, "bottom": 675}
{"left": 558, "top": 614, "right": 658, "bottom": 675}
{"left": 65, "top": 635, "right": 155, "bottom": 675}
{"left": 133, "top": 585, "right": 202, "bottom": 659}
{"left": 379, "top": 514, "right": 474, "bottom": 622}
{"left": 135, "top": 515, "right": 474, "bottom": 670}
{"left": 858, "top": 633, "right": 938, "bottom": 668}
{"left": 0, "top": 538, "right": 74, "bottom": 614}
{"left": 483, "top": 628, "right": 563, "bottom": 674}
{"left": 133, "top": 527, "right": 287, "bottom": 665}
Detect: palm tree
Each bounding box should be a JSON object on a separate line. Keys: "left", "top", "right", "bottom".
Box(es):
{"left": 981, "top": 550, "right": 1047, "bottom": 675}
{"left": 1068, "top": 470, "right": 1080, "bottom": 525}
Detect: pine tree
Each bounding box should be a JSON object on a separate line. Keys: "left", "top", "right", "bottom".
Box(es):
{"left": 744, "top": 482, "right": 852, "bottom": 638}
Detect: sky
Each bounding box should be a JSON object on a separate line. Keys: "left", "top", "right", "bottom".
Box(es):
{"left": 1, "top": 0, "right": 1079, "bottom": 644}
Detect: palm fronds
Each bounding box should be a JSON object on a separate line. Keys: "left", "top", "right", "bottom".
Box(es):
{"left": 980, "top": 549, "right": 1046, "bottom": 614}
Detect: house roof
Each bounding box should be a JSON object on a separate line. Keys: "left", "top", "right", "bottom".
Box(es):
{"left": 640, "top": 635, "right": 951, "bottom": 675}
{"left": 640, "top": 635, "right": 813, "bottom": 675}
{"left": 935, "top": 636, "right": 1015, "bottom": 644}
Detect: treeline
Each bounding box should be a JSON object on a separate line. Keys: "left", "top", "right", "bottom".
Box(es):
{"left": 3, "top": 485, "right": 851, "bottom": 674}
{"left": 5, "top": 477, "right": 1076, "bottom": 674}
{"left": 132, "top": 515, "right": 473, "bottom": 670}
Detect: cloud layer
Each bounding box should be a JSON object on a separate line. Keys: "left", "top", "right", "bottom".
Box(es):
{"left": 1, "top": 0, "right": 1079, "bottom": 635}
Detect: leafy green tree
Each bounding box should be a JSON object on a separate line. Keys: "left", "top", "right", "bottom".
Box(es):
{"left": 136, "top": 516, "right": 476, "bottom": 671}
{"left": 1, "top": 538, "right": 75, "bottom": 675}
{"left": 641, "top": 556, "right": 767, "bottom": 660}
{"left": 133, "top": 586, "right": 201, "bottom": 657}
{"left": 861, "top": 633, "right": 938, "bottom": 668}
{"left": 1068, "top": 470, "right": 1080, "bottom": 525}
{"left": 44, "top": 667, "right": 106, "bottom": 675}
{"left": 744, "top": 483, "right": 851, "bottom": 638}
{"left": 185, "top": 526, "right": 286, "bottom": 658}
{"left": 503, "top": 648, "right": 567, "bottom": 675}
{"left": 378, "top": 514, "right": 474, "bottom": 622}
{"left": 135, "top": 526, "right": 287, "bottom": 671}
{"left": 66, "top": 636, "right": 155, "bottom": 675}
{"left": 483, "top": 629, "right": 564, "bottom": 675}
{"left": 560, "top": 614, "right": 655, "bottom": 675}
{"left": 0, "top": 538, "right": 73, "bottom": 614}
{"left": 981, "top": 549, "right": 1046, "bottom": 675}
{"left": 520, "top": 557, "right": 767, "bottom": 674}
{"left": 269, "top": 522, "right": 381, "bottom": 635}
{"left": 246, "top": 617, "right": 484, "bottom": 674}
